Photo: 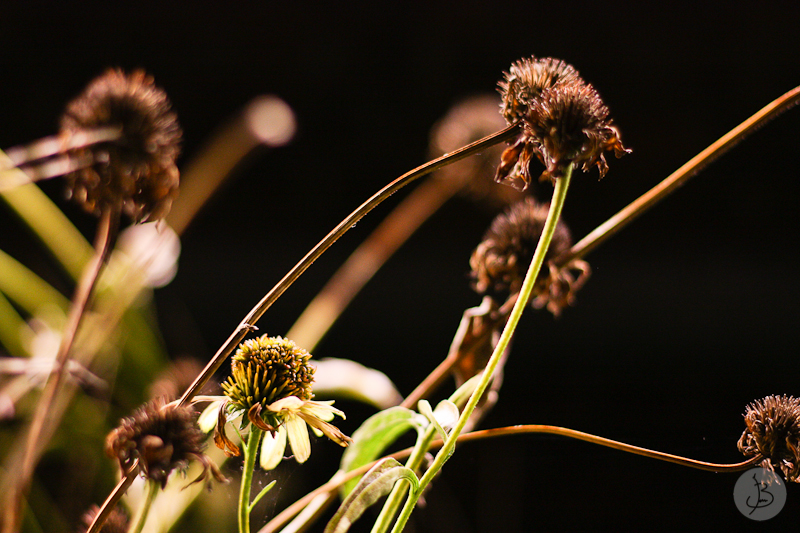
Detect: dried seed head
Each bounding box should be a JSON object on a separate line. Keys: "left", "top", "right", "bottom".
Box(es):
{"left": 79, "top": 505, "right": 128, "bottom": 533}
{"left": 471, "top": 198, "right": 569, "bottom": 295}
{"left": 429, "top": 95, "right": 525, "bottom": 207}
{"left": 498, "top": 57, "right": 582, "bottom": 124}
{"left": 738, "top": 395, "right": 800, "bottom": 482}
{"left": 60, "top": 69, "right": 182, "bottom": 222}
{"left": 221, "top": 335, "right": 315, "bottom": 428}
{"left": 526, "top": 82, "right": 630, "bottom": 182}
{"left": 105, "top": 398, "right": 225, "bottom": 488}
{"left": 494, "top": 56, "right": 629, "bottom": 191}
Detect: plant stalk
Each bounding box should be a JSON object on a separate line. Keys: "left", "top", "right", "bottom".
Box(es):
{"left": 390, "top": 166, "right": 573, "bottom": 532}
{"left": 239, "top": 428, "right": 264, "bottom": 533}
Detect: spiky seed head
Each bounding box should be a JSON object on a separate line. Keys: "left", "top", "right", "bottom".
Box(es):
{"left": 738, "top": 395, "right": 800, "bottom": 482}
{"left": 60, "top": 68, "right": 182, "bottom": 222}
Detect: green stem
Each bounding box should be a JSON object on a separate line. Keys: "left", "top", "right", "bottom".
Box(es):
{"left": 390, "top": 165, "right": 573, "bottom": 533}
{"left": 371, "top": 424, "right": 437, "bottom": 533}
{"left": 129, "top": 480, "right": 159, "bottom": 533}
{"left": 239, "top": 428, "right": 264, "bottom": 533}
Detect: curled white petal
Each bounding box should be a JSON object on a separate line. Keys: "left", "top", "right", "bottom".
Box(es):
{"left": 301, "top": 400, "right": 345, "bottom": 421}
{"left": 198, "top": 400, "right": 223, "bottom": 433}
{"left": 268, "top": 396, "right": 304, "bottom": 413}
{"left": 285, "top": 415, "right": 311, "bottom": 463}
{"left": 260, "top": 425, "right": 287, "bottom": 470}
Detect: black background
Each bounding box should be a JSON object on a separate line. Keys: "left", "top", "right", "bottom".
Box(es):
{"left": 1, "top": 2, "right": 799, "bottom": 531}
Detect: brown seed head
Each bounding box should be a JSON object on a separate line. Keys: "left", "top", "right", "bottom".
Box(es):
{"left": 526, "top": 82, "right": 630, "bottom": 183}
{"left": 498, "top": 57, "right": 582, "bottom": 124}
{"left": 105, "top": 397, "right": 224, "bottom": 488}
{"left": 738, "top": 394, "right": 800, "bottom": 482}
{"left": 470, "top": 198, "right": 571, "bottom": 297}
{"left": 494, "top": 56, "right": 629, "bottom": 191}
{"left": 60, "top": 68, "right": 182, "bottom": 222}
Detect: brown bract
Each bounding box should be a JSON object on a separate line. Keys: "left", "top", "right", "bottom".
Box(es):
{"left": 60, "top": 68, "right": 182, "bottom": 222}
{"left": 738, "top": 395, "right": 800, "bottom": 482}
{"left": 494, "top": 56, "right": 629, "bottom": 191}
{"left": 105, "top": 398, "right": 225, "bottom": 488}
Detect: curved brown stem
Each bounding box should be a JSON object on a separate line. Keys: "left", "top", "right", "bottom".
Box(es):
{"left": 455, "top": 425, "right": 762, "bottom": 473}
{"left": 287, "top": 175, "right": 462, "bottom": 351}
{"left": 556, "top": 85, "right": 800, "bottom": 268}
{"left": 178, "top": 123, "right": 521, "bottom": 407}
{"left": 4, "top": 206, "right": 120, "bottom": 533}
{"left": 259, "top": 423, "right": 759, "bottom": 533}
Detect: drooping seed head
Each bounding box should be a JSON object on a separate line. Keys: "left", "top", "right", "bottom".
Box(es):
{"left": 60, "top": 68, "right": 182, "bottom": 222}
{"left": 105, "top": 397, "right": 224, "bottom": 488}
{"left": 738, "top": 395, "right": 800, "bottom": 482}
{"left": 470, "top": 197, "right": 572, "bottom": 297}
{"left": 526, "top": 81, "right": 629, "bottom": 182}
{"left": 494, "top": 56, "right": 630, "bottom": 191}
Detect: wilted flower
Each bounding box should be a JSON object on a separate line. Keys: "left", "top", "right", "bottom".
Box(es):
{"left": 470, "top": 197, "right": 589, "bottom": 316}
{"left": 105, "top": 397, "right": 225, "bottom": 488}
{"left": 214, "top": 335, "right": 351, "bottom": 469}
{"left": 494, "top": 56, "right": 629, "bottom": 190}
{"left": 738, "top": 395, "right": 800, "bottom": 482}
{"left": 60, "top": 68, "right": 182, "bottom": 222}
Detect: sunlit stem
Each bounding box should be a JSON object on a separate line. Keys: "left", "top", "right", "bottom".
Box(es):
{"left": 178, "top": 123, "right": 520, "bottom": 407}
{"left": 390, "top": 165, "right": 573, "bottom": 533}
{"left": 239, "top": 428, "right": 264, "bottom": 533}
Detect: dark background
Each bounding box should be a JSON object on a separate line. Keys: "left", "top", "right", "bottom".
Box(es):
{"left": 1, "top": 2, "right": 799, "bottom": 531}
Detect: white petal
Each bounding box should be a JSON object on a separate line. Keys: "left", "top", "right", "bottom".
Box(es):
{"left": 285, "top": 415, "right": 311, "bottom": 463}
{"left": 260, "top": 425, "right": 287, "bottom": 470}
{"left": 198, "top": 400, "right": 222, "bottom": 433}
{"left": 267, "top": 396, "right": 304, "bottom": 413}
{"left": 433, "top": 400, "right": 460, "bottom": 432}
{"left": 302, "top": 400, "right": 345, "bottom": 421}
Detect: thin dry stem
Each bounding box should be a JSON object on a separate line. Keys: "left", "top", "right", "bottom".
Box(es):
{"left": 4, "top": 206, "right": 119, "bottom": 533}
{"left": 260, "top": 423, "right": 759, "bottom": 532}
{"left": 178, "top": 123, "right": 521, "bottom": 407}
{"left": 556, "top": 84, "right": 800, "bottom": 267}
{"left": 86, "top": 463, "right": 139, "bottom": 533}
{"left": 287, "top": 175, "right": 462, "bottom": 350}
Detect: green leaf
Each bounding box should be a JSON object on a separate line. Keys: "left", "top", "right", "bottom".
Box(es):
{"left": 339, "top": 406, "right": 424, "bottom": 496}
{"left": 325, "top": 458, "right": 419, "bottom": 533}
{"left": 249, "top": 479, "right": 277, "bottom": 512}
